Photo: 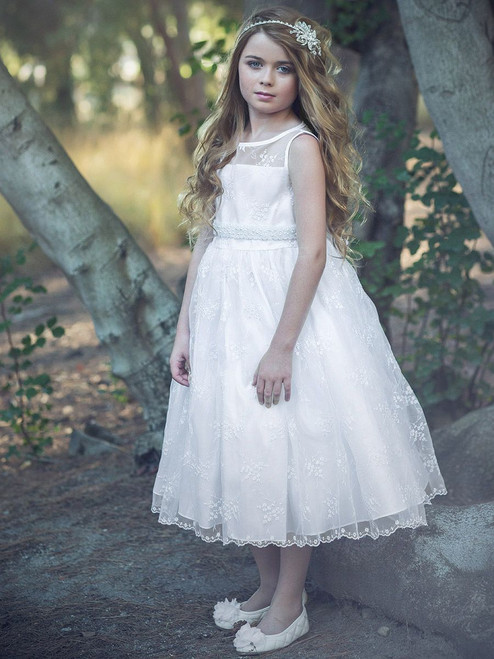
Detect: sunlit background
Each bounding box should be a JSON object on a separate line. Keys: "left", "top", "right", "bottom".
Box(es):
{"left": 0, "top": 0, "right": 242, "bottom": 254}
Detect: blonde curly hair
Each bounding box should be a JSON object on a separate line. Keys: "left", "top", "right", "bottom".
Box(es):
{"left": 180, "top": 5, "right": 367, "bottom": 257}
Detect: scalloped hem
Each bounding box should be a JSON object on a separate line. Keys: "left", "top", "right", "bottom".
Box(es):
{"left": 151, "top": 487, "right": 448, "bottom": 548}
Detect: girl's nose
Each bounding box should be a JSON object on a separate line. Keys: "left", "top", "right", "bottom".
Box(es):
{"left": 260, "top": 67, "right": 274, "bottom": 86}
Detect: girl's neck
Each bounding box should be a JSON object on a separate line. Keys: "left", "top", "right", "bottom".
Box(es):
{"left": 242, "top": 109, "right": 300, "bottom": 143}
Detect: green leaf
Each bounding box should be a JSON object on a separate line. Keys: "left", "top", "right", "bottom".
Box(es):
{"left": 356, "top": 240, "right": 385, "bottom": 258}
{"left": 25, "top": 387, "right": 38, "bottom": 399}
{"left": 28, "top": 285, "right": 47, "bottom": 294}
{"left": 191, "top": 40, "right": 207, "bottom": 51}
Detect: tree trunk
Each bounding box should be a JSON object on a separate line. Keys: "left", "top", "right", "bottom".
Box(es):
{"left": 149, "top": 0, "right": 208, "bottom": 152}
{"left": 0, "top": 58, "right": 180, "bottom": 463}
{"left": 51, "top": 54, "right": 76, "bottom": 128}
{"left": 129, "top": 26, "right": 163, "bottom": 131}
{"left": 397, "top": 0, "right": 494, "bottom": 246}
{"left": 352, "top": 0, "right": 417, "bottom": 327}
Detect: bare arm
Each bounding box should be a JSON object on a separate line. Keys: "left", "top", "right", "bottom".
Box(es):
{"left": 253, "top": 135, "right": 327, "bottom": 406}
{"left": 171, "top": 226, "right": 213, "bottom": 386}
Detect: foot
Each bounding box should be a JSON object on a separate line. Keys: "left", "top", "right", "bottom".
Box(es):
{"left": 234, "top": 606, "right": 309, "bottom": 654}
{"left": 256, "top": 600, "right": 303, "bottom": 635}
{"left": 240, "top": 587, "right": 274, "bottom": 612}
{"left": 213, "top": 588, "right": 273, "bottom": 630}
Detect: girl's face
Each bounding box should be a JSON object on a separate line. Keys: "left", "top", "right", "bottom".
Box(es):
{"left": 238, "top": 32, "right": 298, "bottom": 117}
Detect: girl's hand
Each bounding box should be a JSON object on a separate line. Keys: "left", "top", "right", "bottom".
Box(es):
{"left": 170, "top": 330, "right": 191, "bottom": 386}
{"left": 252, "top": 346, "right": 293, "bottom": 407}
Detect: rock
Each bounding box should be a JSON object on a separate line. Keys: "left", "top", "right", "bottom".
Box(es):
{"left": 68, "top": 429, "right": 121, "bottom": 456}
{"left": 312, "top": 501, "right": 494, "bottom": 658}
{"left": 432, "top": 405, "right": 494, "bottom": 504}
{"left": 84, "top": 420, "right": 124, "bottom": 445}
{"left": 377, "top": 626, "right": 390, "bottom": 637}
{"left": 133, "top": 430, "right": 163, "bottom": 474}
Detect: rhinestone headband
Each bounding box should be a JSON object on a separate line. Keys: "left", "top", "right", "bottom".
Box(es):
{"left": 239, "top": 20, "right": 322, "bottom": 57}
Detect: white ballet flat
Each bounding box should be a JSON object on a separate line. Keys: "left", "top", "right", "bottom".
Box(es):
{"left": 213, "top": 598, "right": 269, "bottom": 630}
{"left": 213, "top": 590, "right": 308, "bottom": 631}
{"left": 233, "top": 606, "right": 309, "bottom": 655}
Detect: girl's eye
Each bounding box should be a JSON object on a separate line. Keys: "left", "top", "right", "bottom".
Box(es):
{"left": 247, "top": 60, "right": 262, "bottom": 68}
{"left": 278, "top": 65, "right": 293, "bottom": 74}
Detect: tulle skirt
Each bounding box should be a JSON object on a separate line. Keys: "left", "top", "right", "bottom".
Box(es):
{"left": 152, "top": 237, "right": 447, "bottom": 546}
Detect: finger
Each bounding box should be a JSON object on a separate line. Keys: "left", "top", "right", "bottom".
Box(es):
{"left": 172, "top": 373, "right": 189, "bottom": 387}
{"left": 264, "top": 387, "right": 273, "bottom": 408}
{"left": 284, "top": 379, "right": 291, "bottom": 402}
{"left": 252, "top": 367, "right": 259, "bottom": 387}
{"left": 171, "top": 359, "right": 190, "bottom": 387}
{"left": 256, "top": 378, "right": 265, "bottom": 405}
{"left": 272, "top": 382, "right": 282, "bottom": 405}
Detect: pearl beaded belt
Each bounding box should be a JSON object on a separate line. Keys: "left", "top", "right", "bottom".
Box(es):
{"left": 214, "top": 223, "right": 297, "bottom": 241}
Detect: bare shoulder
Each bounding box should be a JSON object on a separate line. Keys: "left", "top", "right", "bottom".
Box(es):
{"left": 290, "top": 132, "right": 320, "bottom": 153}
{"left": 288, "top": 133, "right": 324, "bottom": 180}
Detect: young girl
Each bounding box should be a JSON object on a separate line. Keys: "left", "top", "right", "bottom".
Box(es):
{"left": 152, "top": 6, "right": 446, "bottom": 654}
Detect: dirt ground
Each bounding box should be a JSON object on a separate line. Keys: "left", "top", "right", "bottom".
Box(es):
{"left": 0, "top": 248, "right": 463, "bottom": 658}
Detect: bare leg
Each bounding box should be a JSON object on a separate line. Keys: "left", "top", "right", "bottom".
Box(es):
{"left": 257, "top": 545, "right": 312, "bottom": 634}
{"left": 240, "top": 545, "right": 280, "bottom": 612}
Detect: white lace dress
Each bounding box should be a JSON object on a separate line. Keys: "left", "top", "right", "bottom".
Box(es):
{"left": 152, "top": 124, "right": 447, "bottom": 547}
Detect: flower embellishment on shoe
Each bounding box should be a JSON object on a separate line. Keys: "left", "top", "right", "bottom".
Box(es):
{"left": 213, "top": 597, "right": 269, "bottom": 630}
{"left": 233, "top": 607, "right": 310, "bottom": 654}
{"left": 233, "top": 623, "right": 266, "bottom": 653}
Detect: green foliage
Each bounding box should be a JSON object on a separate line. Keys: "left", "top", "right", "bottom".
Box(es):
{"left": 0, "top": 244, "right": 65, "bottom": 457}
{"left": 175, "top": 16, "right": 239, "bottom": 136}
{"left": 1, "top": 0, "right": 231, "bottom": 128}
{"left": 324, "top": 0, "right": 389, "bottom": 48}
{"left": 170, "top": 108, "right": 205, "bottom": 139}
{"left": 357, "top": 129, "right": 494, "bottom": 415}
{"left": 97, "top": 369, "right": 129, "bottom": 405}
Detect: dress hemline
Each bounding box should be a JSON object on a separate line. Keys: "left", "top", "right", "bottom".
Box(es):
{"left": 151, "top": 487, "right": 448, "bottom": 548}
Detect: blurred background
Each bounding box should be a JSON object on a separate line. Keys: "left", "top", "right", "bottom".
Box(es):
{"left": 1, "top": 0, "right": 492, "bottom": 428}
{"left": 0, "top": 0, "right": 245, "bottom": 254}
{"left": 0, "top": 0, "right": 437, "bottom": 256}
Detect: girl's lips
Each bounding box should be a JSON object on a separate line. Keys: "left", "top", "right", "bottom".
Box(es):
{"left": 255, "top": 92, "right": 275, "bottom": 98}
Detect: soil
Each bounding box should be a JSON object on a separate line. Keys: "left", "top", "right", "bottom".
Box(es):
{"left": 0, "top": 247, "right": 463, "bottom": 658}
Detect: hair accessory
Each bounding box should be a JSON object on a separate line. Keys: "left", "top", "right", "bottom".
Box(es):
{"left": 239, "top": 20, "right": 322, "bottom": 57}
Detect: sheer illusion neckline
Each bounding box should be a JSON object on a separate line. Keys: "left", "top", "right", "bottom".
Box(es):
{"left": 238, "top": 123, "right": 305, "bottom": 147}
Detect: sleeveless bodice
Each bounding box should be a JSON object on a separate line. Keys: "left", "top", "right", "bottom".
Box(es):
{"left": 214, "top": 124, "right": 314, "bottom": 243}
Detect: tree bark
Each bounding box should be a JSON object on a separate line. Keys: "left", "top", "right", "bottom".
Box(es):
{"left": 397, "top": 0, "right": 494, "bottom": 246}
{"left": 352, "top": 1, "right": 417, "bottom": 242}
{"left": 0, "top": 58, "right": 180, "bottom": 460}
{"left": 129, "top": 26, "right": 162, "bottom": 131}
{"left": 351, "top": 0, "right": 417, "bottom": 327}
